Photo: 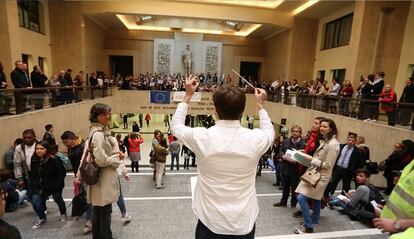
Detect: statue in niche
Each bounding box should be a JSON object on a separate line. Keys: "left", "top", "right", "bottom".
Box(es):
{"left": 182, "top": 44, "right": 193, "bottom": 75}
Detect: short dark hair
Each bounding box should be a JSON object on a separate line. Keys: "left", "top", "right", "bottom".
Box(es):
{"left": 314, "top": 116, "right": 325, "bottom": 123}
{"left": 45, "top": 124, "right": 53, "bottom": 131}
{"left": 213, "top": 85, "right": 246, "bottom": 120}
{"left": 89, "top": 103, "right": 111, "bottom": 123}
{"left": 61, "top": 131, "right": 77, "bottom": 140}
{"left": 376, "top": 71, "right": 385, "bottom": 78}
{"left": 355, "top": 168, "right": 371, "bottom": 178}
{"left": 368, "top": 74, "right": 375, "bottom": 81}
{"left": 22, "top": 129, "right": 35, "bottom": 137}
{"left": 14, "top": 138, "right": 23, "bottom": 145}
{"left": 320, "top": 118, "right": 338, "bottom": 140}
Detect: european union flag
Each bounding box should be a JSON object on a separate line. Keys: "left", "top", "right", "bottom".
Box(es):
{"left": 150, "top": 91, "right": 170, "bottom": 104}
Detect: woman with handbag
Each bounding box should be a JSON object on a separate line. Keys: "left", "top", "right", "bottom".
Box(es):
{"left": 294, "top": 118, "right": 340, "bottom": 234}
{"left": 83, "top": 103, "right": 121, "bottom": 239}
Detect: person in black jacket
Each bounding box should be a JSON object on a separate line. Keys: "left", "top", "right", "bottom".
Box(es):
{"left": 398, "top": 78, "right": 414, "bottom": 127}
{"left": 30, "top": 140, "right": 66, "bottom": 229}
{"left": 42, "top": 124, "right": 56, "bottom": 146}
{"left": 30, "top": 65, "right": 47, "bottom": 109}
{"left": 370, "top": 72, "right": 385, "bottom": 121}
{"left": 358, "top": 75, "right": 374, "bottom": 120}
{"left": 0, "top": 62, "right": 12, "bottom": 115}
{"left": 10, "top": 60, "right": 30, "bottom": 114}
{"left": 61, "top": 131, "right": 85, "bottom": 175}
{"left": 273, "top": 126, "right": 306, "bottom": 208}
{"left": 326, "top": 134, "right": 364, "bottom": 197}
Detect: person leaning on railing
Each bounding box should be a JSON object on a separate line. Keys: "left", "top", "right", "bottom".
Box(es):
{"left": 379, "top": 84, "right": 397, "bottom": 126}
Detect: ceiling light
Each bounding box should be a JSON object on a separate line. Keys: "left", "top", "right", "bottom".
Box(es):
{"left": 140, "top": 16, "right": 153, "bottom": 21}
{"left": 225, "top": 21, "right": 237, "bottom": 27}
{"left": 292, "top": 0, "right": 319, "bottom": 15}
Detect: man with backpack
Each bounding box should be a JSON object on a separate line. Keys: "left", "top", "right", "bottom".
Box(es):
{"left": 328, "top": 168, "right": 384, "bottom": 222}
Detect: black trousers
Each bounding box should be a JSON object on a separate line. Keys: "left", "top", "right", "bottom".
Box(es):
{"left": 280, "top": 172, "right": 300, "bottom": 206}
{"left": 196, "top": 220, "right": 255, "bottom": 239}
{"left": 327, "top": 167, "right": 352, "bottom": 196}
{"left": 93, "top": 204, "right": 112, "bottom": 239}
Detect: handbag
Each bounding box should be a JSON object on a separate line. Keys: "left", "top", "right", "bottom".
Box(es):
{"left": 300, "top": 166, "right": 321, "bottom": 187}
{"left": 149, "top": 150, "right": 155, "bottom": 164}
{"left": 71, "top": 191, "right": 88, "bottom": 217}
{"left": 366, "top": 159, "right": 379, "bottom": 174}
{"left": 80, "top": 131, "right": 101, "bottom": 185}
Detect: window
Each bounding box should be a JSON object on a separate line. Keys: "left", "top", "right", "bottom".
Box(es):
{"left": 322, "top": 14, "right": 353, "bottom": 50}
{"left": 38, "top": 57, "right": 44, "bottom": 71}
{"left": 332, "top": 69, "right": 346, "bottom": 85}
{"left": 17, "top": 0, "right": 44, "bottom": 34}
{"left": 318, "top": 70, "right": 325, "bottom": 81}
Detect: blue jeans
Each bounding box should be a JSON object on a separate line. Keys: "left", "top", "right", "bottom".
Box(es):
{"left": 33, "top": 191, "right": 66, "bottom": 220}
{"left": 117, "top": 192, "right": 126, "bottom": 215}
{"left": 116, "top": 177, "right": 126, "bottom": 215}
{"left": 328, "top": 196, "right": 347, "bottom": 209}
{"left": 170, "top": 153, "right": 179, "bottom": 170}
{"left": 297, "top": 194, "right": 321, "bottom": 229}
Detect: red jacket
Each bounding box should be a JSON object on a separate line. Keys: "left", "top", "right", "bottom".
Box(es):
{"left": 128, "top": 137, "right": 144, "bottom": 153}
{"left": 379, "top": 90, "right": 397, "bottom": 112}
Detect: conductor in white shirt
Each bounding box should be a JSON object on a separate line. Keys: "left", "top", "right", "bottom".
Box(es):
{"left": 171, "top": 75, "right": 275, "bottom": 238}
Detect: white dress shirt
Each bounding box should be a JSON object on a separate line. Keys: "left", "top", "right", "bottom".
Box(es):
{"left": 171, "top": 102, "right": 274, "bottom": 235}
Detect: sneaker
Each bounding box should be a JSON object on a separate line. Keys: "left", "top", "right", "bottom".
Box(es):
{"left": 292, "top": 210, "right": 302, "bottom": 218}
{"left": 83, "top": 221, "right": 93, "bottom": 234}
{"left": 121, "top": 214, "right": 131, "bottom": 224}
{"left": 371, "top": 119, "right": 377, "bottom": 123}
{"left": 32, "top": 219, "right": 47, "bottom": 229}
{"left": 156, "top": 186, "right": 165, "bottom": 189}
{"left": 293, "top": 225, "right": 313, "bottom": 234}
{"left": 60, "top": 214, "right": 67, "bottom": 222}
{"left": 273, "top": 202, "right": 287, "bottom": 207}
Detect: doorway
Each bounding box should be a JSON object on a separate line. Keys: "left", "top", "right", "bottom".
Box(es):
{"left": 239, "top": 61, "right": 261, "bottom": 85}
{"left": 110, "top": 55, "right": 133, "bottom": 77}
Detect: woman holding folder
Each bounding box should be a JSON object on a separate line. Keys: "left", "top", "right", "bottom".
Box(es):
{"left": 294, "top": 118, "right": 340, "bottom": 234}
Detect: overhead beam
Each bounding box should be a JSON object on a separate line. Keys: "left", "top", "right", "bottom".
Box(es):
{"left": 78, "top": 0, "right": 294, "bottom": 28}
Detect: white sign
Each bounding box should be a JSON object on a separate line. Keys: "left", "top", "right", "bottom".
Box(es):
{"left": 173, "top": 92, "right": 202, "bottom": 102}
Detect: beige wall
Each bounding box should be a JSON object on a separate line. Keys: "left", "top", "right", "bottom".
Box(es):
{"left": 264, "top": 18, "right": 318, "bottom": 84}
{"left": 19, "top": 0, "right": 52, "bottom": 76}
{"left": 0, "top": 0, "right": 52, "bottom": 81}
{"left": 2, "top": 90, "right": 414, "bottom": 187}
{"left": 395, "top": 3, "right": 414, "bottom": 95}
{"left": 83, "top": 16, "right": 105, "bottom": 75}
{"left": 49, "top": 1, "right": 83, "bottom": 75}
{"left": 313, "top": 4, "right": 355, "bottom": 84}
{"left": 264, "top": 30, "right": 292, "bottom": 83}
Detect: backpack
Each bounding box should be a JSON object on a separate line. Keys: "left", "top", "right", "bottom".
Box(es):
{"left": 367, "top": 184, "right": 384, "bottom": 204}
{"left": 56, "top": 152, "right": 69, "bottom": 169}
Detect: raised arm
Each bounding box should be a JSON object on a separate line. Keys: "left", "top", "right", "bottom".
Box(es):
{"left": 170, "top": 75, "right": 200, "bottom": 150}
{"left": 255, "top": 88, "right": 275, "bottom": 153}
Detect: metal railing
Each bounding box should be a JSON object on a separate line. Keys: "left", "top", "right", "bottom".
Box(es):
{"left": 267, "top": 92, "right": 414, "bottom": 129}
{"left": 0, "top": 86, "right": 113, "bottom": 116}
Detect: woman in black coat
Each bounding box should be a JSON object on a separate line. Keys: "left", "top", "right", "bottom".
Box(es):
{"left": 30, "top": 140, "right": 67, "bottom": 229}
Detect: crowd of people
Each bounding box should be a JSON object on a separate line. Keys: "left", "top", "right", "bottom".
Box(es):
{"left": 269, "top": 72, "right": 414, "bottom": 130}
{"left": 0, "top": 60, "right": 113, "bottom": 115}
{"left": 1, "top": 75, "right": 414, "bottom": 239}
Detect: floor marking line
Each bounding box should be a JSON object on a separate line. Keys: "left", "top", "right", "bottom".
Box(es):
{"left": 57, "top": 191, "right": 341, "bottom": 202}
{"left": 256, "top": 228, "right": 383, "bottom": 239}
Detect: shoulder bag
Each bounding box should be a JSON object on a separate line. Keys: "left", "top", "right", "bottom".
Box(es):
{"left": 300, "top": 166, "right": 321, "bottom": 187}
{"left": 80, "top": 131, "right": 101, "bottom": 185}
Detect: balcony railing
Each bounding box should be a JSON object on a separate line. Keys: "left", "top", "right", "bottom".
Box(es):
{"left": 0, "top": 86, "right": 113, "bottom": 115}
{"left": 267, "top": 92, "right": 414, "bottom": 129}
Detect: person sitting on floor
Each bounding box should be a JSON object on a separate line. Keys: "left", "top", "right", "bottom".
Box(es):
{"left": 328, "top": 168, "right": 384, "bottom": 222}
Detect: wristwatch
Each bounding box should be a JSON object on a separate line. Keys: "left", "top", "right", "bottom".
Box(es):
{"left": 393, "top": 221, "right": 401, "bottom": 231}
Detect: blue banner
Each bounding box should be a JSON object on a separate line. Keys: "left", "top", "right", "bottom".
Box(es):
{"left": 150, "top": 91, "right": 170, "bottom": 104}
